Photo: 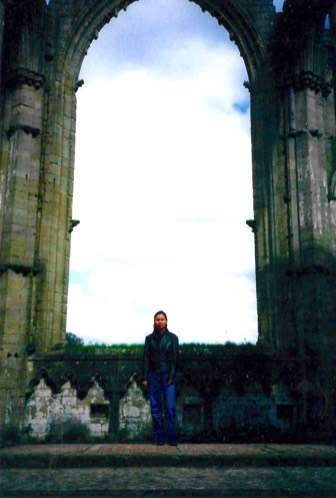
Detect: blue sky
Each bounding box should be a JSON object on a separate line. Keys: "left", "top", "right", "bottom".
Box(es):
{"left": 66, "top": 0, "right": 284, "bottom": 344}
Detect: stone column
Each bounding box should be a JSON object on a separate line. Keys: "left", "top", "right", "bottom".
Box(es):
{"left": 0, "top": 69, "right": 44, "bottom": 347}
{"left": 34, "top": 81, "right": 77, "bottom": 351}
{"left": 249, "top": 76, "right": 285, "bottom": 351}
{"left": 283, "top": 74, "right": 334, "bottom": 351}
{"left": 0, "top": 68, "right": 45, "bottom": 427}
{"left": 281, "top": 69, "right": 336, "bottom": 428}
{"left": 0, "top": 1, "right": 4, "bottom": 95}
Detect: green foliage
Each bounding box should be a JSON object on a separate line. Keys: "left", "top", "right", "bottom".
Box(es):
{"left": 46, "top": 420, "right": 90, "bottom": 443}
{"left": 118, "top": 427, "right": 152, "bottom": 443}
{"left": 64, "top": 341, "right": 143, "bottom": 355}
{"left": 63, "top": 339, "right": 258, "bottom": 355}
{"left": 0, "top": 424, "right": 22, "bottom": 447}
{"left": 66, "top": 332, "right": 85, "bottom": 347}
{"left": 179, "top": 342, "right": 258, "bottom": 356}
{"left": 0, "top": 424, "right": 36, "bottom": 447}
{"left": 85, "top": 343, "right": 143, "bottom": 353}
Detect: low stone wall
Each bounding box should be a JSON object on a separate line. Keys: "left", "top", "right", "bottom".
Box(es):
{"left": 22, "top": 346, "right": 331, "bottom": 442}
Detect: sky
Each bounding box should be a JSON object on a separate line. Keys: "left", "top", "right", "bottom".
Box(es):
{"left": 66, "top": 0, "right": 285, "bottom": 345}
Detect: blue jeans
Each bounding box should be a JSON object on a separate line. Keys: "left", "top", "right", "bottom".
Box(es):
{"left": 149, "top": 372, "right": 177, "bottom": 443}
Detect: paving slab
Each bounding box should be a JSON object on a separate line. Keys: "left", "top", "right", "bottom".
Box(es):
{"left": 1, "top": 466, "right": 336, "bottom": 497}
{"left": 1, "top": 444, "right": 336, "bottom": 497}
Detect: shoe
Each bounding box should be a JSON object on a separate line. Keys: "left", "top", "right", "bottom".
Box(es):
{"left": 169, "top": 441, "right": 177, "bottom": 446}
{"left": 156, "top": 440, "right": 165, "bottom": 446}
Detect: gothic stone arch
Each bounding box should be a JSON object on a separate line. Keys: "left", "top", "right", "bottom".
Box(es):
{"left": 0, "top": 0, "right": 336, "bottom": 428}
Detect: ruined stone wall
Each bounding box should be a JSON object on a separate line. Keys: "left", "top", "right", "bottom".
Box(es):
{"left": 1, "top": 0, "right": 336, "bottom": 435}
{"left": 119, "top": 378, "right": 152, "bottom": 441}
{"left": 20, "top": 349, "right": 316, "bottom": 443}
{"left": 248, "top": 1, "right": 336, "bottom": 350}
{"left": 0, "top": 0, "right": 277, "bottom": 362}
{"left": 25, "top": 379, "right": 110, "bottom": 439}
{"left": 25, "top": 374, "right": 296, "bottom": 442}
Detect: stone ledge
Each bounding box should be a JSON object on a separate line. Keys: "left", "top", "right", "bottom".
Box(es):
{"left": 1, "top": 443, "right": 336, "bottom": 469}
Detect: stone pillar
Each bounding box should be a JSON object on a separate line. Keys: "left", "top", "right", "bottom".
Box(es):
{"left": 34, "top": 81, "right": 76, "bottom": 351}
{"left": 282, "top": 75, "right": 335, "bottom": 353}
{"left": 252, "top": 3, "right": 336, "bottom": 360}
{"left": 249, "top": 76, "right": 285, "bottom": 351}
{"left": 0, "top": 68, "right": 45, "bottom": 428}
{"left": 0, "top": 1, "right": 4, "bottom": 95}
{"left": 280, "top": 68, "right": 336, "bottom": 427}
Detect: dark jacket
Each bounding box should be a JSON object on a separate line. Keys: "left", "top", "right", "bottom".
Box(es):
{"left": 143, "top": 329, "right": 179, "bottom": 382}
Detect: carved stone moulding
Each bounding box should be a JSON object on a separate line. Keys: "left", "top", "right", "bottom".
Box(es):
{"left": 82, "top": 0, "right": 139, "bottom": 57}
{"left": 283, "top": 71, "right": 332, "bottom": 97}
{"left": 6, "top": 125, "right": 40, "bottom": 138}
{"left": 5, "top": 67, "right": 45, "bottom": 90}
{"left": 286, "top": 264, "right": 332, "bottom": 279}
{"left": 0, "top": 263, "right": 41, "bottom": 277}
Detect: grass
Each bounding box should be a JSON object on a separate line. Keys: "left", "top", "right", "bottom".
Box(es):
{"left": 64, "top": 341, "right": 259, "bottom": 356}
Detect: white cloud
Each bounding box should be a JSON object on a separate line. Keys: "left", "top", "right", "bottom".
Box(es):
{"left": 67, "top": 0, "right": 257, "bottom": 345}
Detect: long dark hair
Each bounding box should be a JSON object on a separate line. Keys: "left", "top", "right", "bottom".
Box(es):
{"left": 154, "top": 310, "right": 168, "bottom": 321}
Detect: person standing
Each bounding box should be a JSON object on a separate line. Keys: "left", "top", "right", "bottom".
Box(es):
{"left": 142, "top": 310, "right": 179, "bottom": 446}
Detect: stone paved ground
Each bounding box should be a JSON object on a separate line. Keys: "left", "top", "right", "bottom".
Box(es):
{"left": 2, "top": 466, "right": 336, "bottom": 497}
{"left": 1, "top": 444, "right": 336, "bottom": 497}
